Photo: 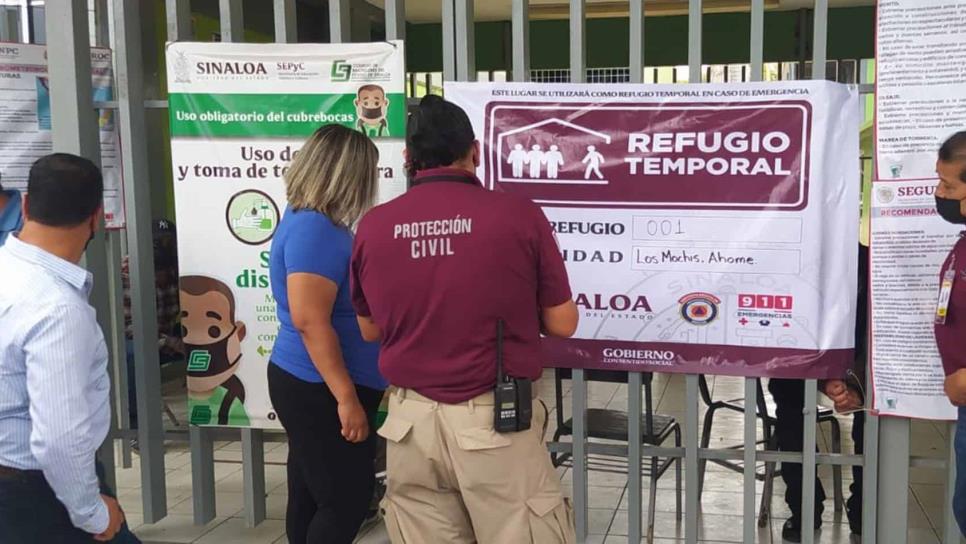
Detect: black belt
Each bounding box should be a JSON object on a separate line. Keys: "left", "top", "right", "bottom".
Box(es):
{"left": 0, "top": 464, "right": 40, "bottom": 480}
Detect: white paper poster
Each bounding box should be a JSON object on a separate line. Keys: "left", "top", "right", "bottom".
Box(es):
{"left": 166, "top": 41, "right": 406, "bottom": 428}
{"left": 0, "top": 44, "right": 124, "bottom": 228}
{"left": 875, "top": 0, "right": 966, "bottom": 181}
{"left": 446, "top": 81, "right": 860, "bottom": 378}
{"left": 869, "top": 183, "right": 960, "bottom": 421}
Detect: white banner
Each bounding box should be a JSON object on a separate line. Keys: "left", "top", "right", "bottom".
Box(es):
{"left": 446, "top": 81, "right": 860, "bottom": 378}
{"left": 0, "top": 44, "right": 124, "bottom": 228}
{"left": 870, "top": 0, "right": 966, "bottom": 420}
{"left": 869, "top": 180, "right": 958, "bottom": 419}
{"left": 167, "top": 41, "right": 406, "bottom": 428}
{"left": 875, "top": 0, "right": 966, "bottom": 181}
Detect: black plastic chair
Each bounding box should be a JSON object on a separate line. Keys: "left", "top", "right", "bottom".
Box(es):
{"left": 697, "top": 375, "right": 843, "bottom": 527}
{"left": 552, "top": 369, "right": 681, "bottom": 542}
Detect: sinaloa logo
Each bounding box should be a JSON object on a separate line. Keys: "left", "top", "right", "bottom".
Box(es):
{"left": 332, "top": 60, "right": 352, "bottom": 82}
{"left": 575, "top": 293, "right": 652, "bottom": 312}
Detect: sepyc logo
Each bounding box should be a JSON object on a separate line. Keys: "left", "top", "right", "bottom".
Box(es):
{"left": 483, "top": 101, "right": 811, "bottom": 210}
{"left": 576, "top": 293, "right": 654, "bottom": 321}
{"left": 277, "top": 62, "right": 307, "bottom": 74}
{"left": 331, "top": 60, "right": 352, "bottom": 82}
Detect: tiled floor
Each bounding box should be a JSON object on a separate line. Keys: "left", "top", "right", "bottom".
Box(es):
{"left": 119, "top": 373, "right": 952, "bottom": 544}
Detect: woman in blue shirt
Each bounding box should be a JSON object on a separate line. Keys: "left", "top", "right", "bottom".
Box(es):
{"left": 267, "top": 124, "right": 386, "bottom": 544}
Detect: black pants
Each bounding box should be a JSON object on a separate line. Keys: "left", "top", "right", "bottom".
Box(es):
{"left": 267, "top": 363, "right": 383, "bottom": 544}
{"left": 0, "top": 461, "right": 140, "bottom": 544}
{"left": 769, "top": 378, "right": 864, "bottom": 531}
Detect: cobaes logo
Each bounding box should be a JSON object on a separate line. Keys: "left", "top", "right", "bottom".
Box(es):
{"left": 679, "top": 292, "right": 720, "bottom": 325}
{"left": 331, "top": 60, "right": 352, "bottom": 82}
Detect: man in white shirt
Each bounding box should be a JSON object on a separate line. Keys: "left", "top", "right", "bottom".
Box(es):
{"left": 0, "top": 153, "right": 130, "bottom": 542}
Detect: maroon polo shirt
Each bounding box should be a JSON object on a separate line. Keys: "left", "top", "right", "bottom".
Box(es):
{"left": 935, "top": 233, "right": 966, "bottom": 376}
{"left": 350, "top": 167, "right": 573, "bottom": 403}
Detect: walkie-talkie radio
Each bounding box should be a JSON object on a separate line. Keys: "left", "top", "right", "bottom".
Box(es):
{"left": 493, "top": 319, "right": 533, "bottom": 433}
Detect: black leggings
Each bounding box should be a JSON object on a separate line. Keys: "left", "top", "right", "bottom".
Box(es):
{"left": 267, "top": 363, "right": 383, "bottom": 544}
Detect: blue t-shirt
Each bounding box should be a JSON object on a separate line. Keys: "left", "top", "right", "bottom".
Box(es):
{"left": 269, "top": 208, "right": 385, "bottom": 390}
{"left": 0, "top": 190, "right": 23, "bottom": 247}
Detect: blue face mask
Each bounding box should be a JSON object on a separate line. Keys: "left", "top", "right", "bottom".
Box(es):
{"left": 936, "top": 196, "right": 966, "bottom": 225}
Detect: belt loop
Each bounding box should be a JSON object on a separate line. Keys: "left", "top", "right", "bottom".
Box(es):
{"left": 468, "top": 398, "right": 475, "bottom": 414}
{"left": 397, "top": 388, "right": 407, "bottom": 403}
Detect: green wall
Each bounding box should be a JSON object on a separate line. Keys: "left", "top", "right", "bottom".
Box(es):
{"left": 406, "top": 6, "right": 875, "bottom": 73}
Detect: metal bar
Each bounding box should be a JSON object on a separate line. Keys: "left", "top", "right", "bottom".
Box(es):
{"left": 945, "top": 421, "right": 961, "bottom": 544}
{"left": 219, "top": 0, "right": 243, "bottom": 43}
{"left": 628, "top": 372, "right": 643, "bottom": 543}
{"left": 104, "top": 231, "right": 127, "bottom": 477}
{"left": 93, "top": 0, "right": 110, "bottom": 46}
{"left": 145, "top": 100, "right": 169, "bottom": 109}
{"left": 801, "top": 380, "right": 818, "bottom": 544}
{"left": 750, "top": 0, "right": 764, "bottom": 80}
{"left": 385, "top": 0, "right": 405, "bottom": 41}
{"left": 877, "top": 417, "right": 910, "bottom": 539}
{"left": 510, "top": 0, "right": 529, "bottom": 82}
{"left": 629, "top": 0, "right": 644, "bottom": 84}
{"left": 273, "top": 0, "right": 296, "bottom": 43}
{"left": 811, "top": 0, "right": 828, "bottom": 80}
{"left": 685, "top": 375, "right": 699, "bottom": 544}
{"left": 743, "top": 379, "right": 757, "bottom": 543}
{"left": 441, "top": 0, "right": 456, "bottom": 80}
{"left": 190, "top": 426, "right": 216, "bottom": 525}
{"left": 688, "top": 0, "right": 702, "bottom": 83}
{"left": 242, "top": 428, "right": 266, "bottom": 527}
{"left": 572, "top": 369, "right": 589, "bottom": 541}
{"left": 46, "top": 0, "right": 118, "bottom": 500}
{"left": 112, "top": 0, "right": 168, "bottom": 521}
{"left": 569, "top": 0, "right": 585, "bottom": 83}
{"left": 329, "top": 0, "right": 349, "bottom": 43}
{"left": 454, "top": 0, "right": 475, "bottom": 81}
{"left": 910, "top": 456, "right": 948, "bottom": 470}
{"left": 165, "top": 0, "right": 191, "bottom": 41}
{"left": 862, "top": 358, "right": 879, "bottom": 544}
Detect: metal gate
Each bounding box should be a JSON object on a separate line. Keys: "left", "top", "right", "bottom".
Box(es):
{"left": 29, "top": 0, "right": 964, "bottom": 542}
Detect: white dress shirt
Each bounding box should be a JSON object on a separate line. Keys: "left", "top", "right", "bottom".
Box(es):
{"left": 0, "top": 235, "right": 110, "bottom": 535}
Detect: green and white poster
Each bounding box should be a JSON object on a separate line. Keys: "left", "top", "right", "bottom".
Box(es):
{"left": 166, "top": 41, "right": 406, "bottom": 428}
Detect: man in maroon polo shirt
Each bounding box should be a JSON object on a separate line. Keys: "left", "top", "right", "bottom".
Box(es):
{"left": 932, "top": 131, "right": 966, "bottom": 536}
{"left": 350, "top": 95, "right": 579, "bottom": 544}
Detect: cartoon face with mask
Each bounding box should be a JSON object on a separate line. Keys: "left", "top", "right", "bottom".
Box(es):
{"left": 354, "top": 84, "right": 389, "bottom": 138}
{"left": 180, "top": 275, "right": 250, "bottom": 426}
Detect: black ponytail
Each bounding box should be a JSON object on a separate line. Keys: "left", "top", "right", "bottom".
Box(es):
{"left": 405, "top": 95, "right": 475, "bottom": 178}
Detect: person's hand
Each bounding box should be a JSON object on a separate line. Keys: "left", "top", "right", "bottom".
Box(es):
{"left": 93, "top": 495, "right": 125, "bottom": 542}
{"left": 337, "top": 398, "right": 369, "bottom": 443}
{"left": 823, "top": 379, "right": 862, "bottom": 412}
{"left": 945, "top": 369, "right": 966, "bottom": 406}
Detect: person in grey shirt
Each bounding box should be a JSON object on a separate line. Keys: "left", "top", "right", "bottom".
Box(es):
{"left": 0, "top": 153, "right": 136, "bottom": 543}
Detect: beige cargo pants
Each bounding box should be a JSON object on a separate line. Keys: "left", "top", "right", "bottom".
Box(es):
{"left": 377, "top": 387, "right": 576, "bottom": 544}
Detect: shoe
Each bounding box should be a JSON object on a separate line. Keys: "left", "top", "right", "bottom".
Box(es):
{"left": 781, "top": 518, "right": 821, "bottom": 543}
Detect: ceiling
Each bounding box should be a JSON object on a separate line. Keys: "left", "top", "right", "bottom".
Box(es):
{"left": 364, "top": 0, "right": 875, "bottom": 23}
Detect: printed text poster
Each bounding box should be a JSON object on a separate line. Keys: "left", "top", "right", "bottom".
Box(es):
{"left": 447, "top": 81, "right": 860, "bottom": 378}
